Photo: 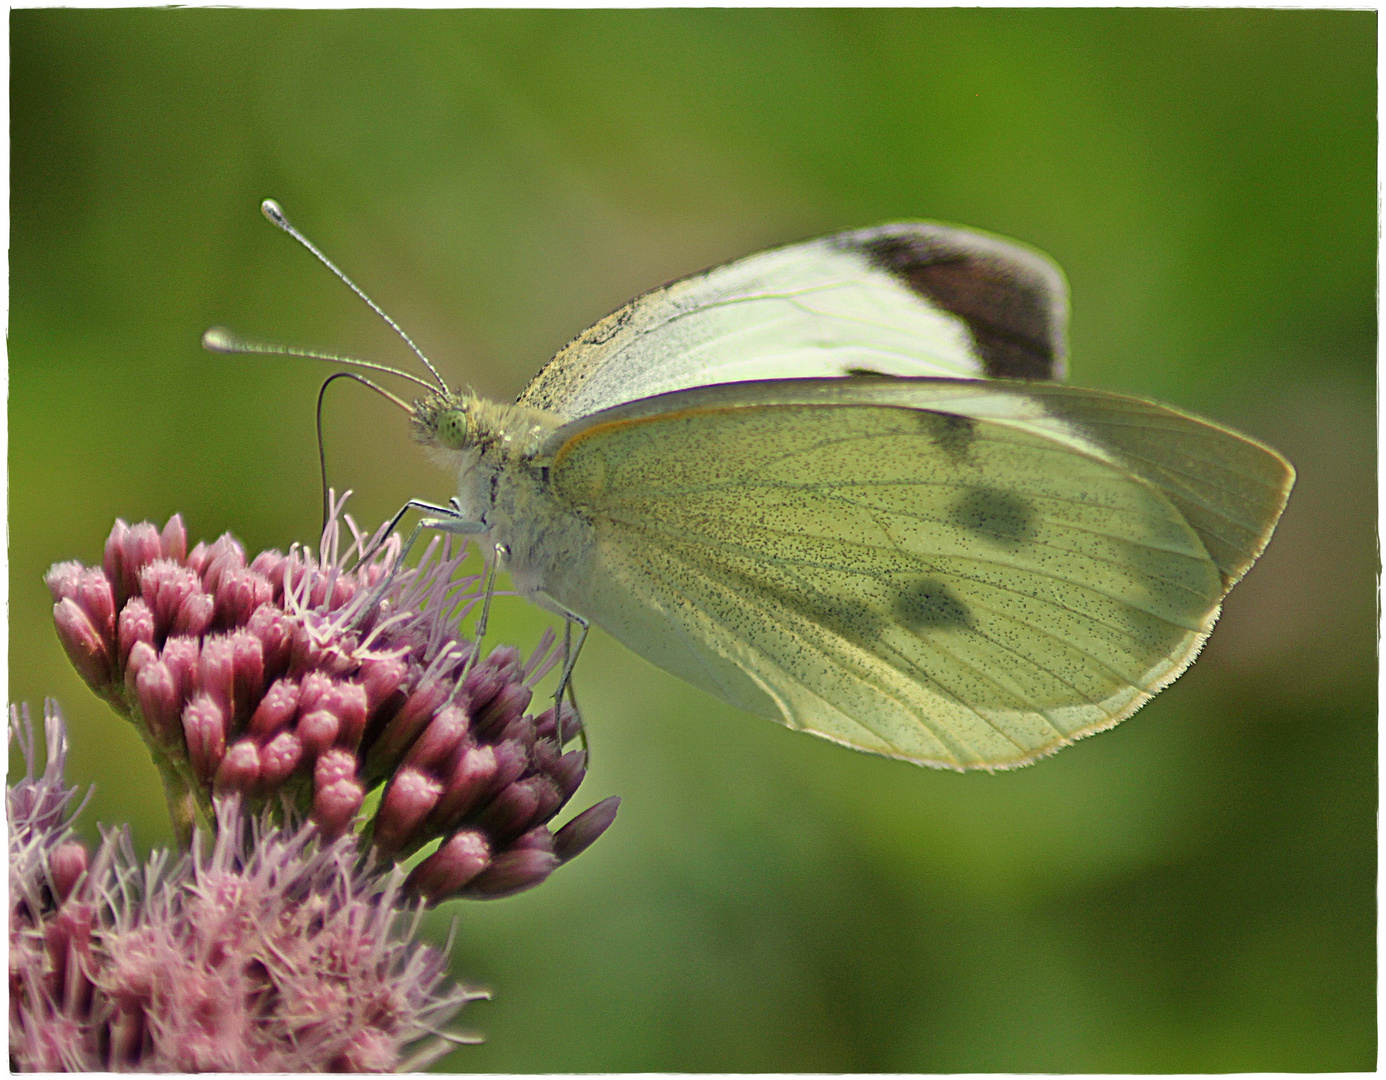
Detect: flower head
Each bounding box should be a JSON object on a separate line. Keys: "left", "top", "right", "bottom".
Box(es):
{"left": 9, "top": 701, "right": 486, "bottom": 1072}
{"left": 47, "top": 495, "right": 618, "bottom": 902}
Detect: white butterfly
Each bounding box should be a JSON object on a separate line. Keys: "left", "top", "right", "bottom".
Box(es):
{"left": 217, "top": 210, "right": 1295, "bottom": 771}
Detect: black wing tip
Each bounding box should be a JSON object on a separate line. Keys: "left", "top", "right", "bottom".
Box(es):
{"left": 834, "top": 221, "right": 1070, "bottom": 383}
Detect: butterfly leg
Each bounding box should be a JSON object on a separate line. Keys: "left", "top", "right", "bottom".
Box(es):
{"left": 351, "top": 499, "right": 488, "bottom": 629}
{"left": 459, "top": 543, "right": 505, "bottom": 682}
{"left": 553, "top": 614, "right": 590, "bottom": 749}
{"left": 354, "top": 497, "right": 479, "bottom": 569}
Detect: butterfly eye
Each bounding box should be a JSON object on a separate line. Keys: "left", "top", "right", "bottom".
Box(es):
{"left": 434, "top": 409, "right": 472, "bottom": 449}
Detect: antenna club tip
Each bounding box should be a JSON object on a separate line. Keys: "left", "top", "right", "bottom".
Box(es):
{"left": 202, "top": 326, "right": 239, "bottom": 353}
{"left": 261, "top": 199, "right": 288, "bottom": 226}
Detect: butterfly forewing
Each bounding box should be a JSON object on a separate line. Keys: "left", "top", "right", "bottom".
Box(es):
{"left": 542, "top": 389, "right": 1235, "bottom": 769}
{"left": 517, "top": 222, "right": 1069, "bottom": 420}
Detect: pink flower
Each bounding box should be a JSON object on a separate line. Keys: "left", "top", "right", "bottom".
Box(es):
{"left": 46, "top": 495, "right": 618, "bottom": 902}
{"left": 9, "top": 702, "right": 486, "bottom": 1072}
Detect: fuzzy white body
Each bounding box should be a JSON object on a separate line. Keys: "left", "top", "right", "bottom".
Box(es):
{"left": 422, "top": 396, "right": 596, "bottom": 616}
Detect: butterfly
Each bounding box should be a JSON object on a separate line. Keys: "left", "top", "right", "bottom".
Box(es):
{"left": 215, "top": 207, "right": 1295, "bottom": 771}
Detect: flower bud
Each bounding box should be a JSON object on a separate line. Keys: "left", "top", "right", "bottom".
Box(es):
{"left": 406, "top": 829, "right": 491, "bottom": 902}
{"left": 459, "top": 848, "right": 559, "bottom": 900}
{"left": 554, "top": 796, "right": 621, "bottom": 863}
{"left": 534, "top": 703, "right": 582, "bottom": 746}
{"left": 471, "top": 681, "right": 533, "bottom": 740}
{"left": 173, "top": 589, "right": 214, "bottom": 637}
{"left": 319, "top": 680, "right": 368, "bottom": 750}
{"left": 489, "top": 738, "right": 530, "bottom": 793}
{"left": 529, "top": 775, "right": 564, "bottom": 829}
{"left": 53, "top": 598, "right": 112, "bottom": 690}
{"left": 312, "top": 749, "right": 363, "bottom": 837}
{"left": 105, "top": 520, "right": 162, "bottom": 607}
{"left": 248, "top": 547, "right": 286, "bottom": 582}
{"left": 357, "top": 656, "right": 408, "bottom": 712}
{"left": 72, "top": 568, "right": 116, "bottom": 648}
{"left": 296, "top": 709, "right": 340, "bottom": 758}
{"left": 430, "top": 743, "right": 497, "bottom": 829}
{"left": 530, "top": 736, "right": 559, "bottom": 774}
{"left": 314, "top": 747, "right": 356, "bottom": 788}
{"left": 198, "top": 634, "right": 236, "bottom": 715}
{"left": 258, "top": 730, "right": 303, "bottom": 788}
{"left": 511, "top": 826, "right": 557, "bottom": 854}
{"left": 124, "top": 640, "right": 158, "bottom": 698}
{"left": 246, "top": 602, "right": 295, "bottom": 680}
{"left": 45, "top": 902, "right": 96, "bottom": 997}
{"left": 548, "top": 749, "right": 588, "bottom": 799}
{"left": 44, "top": 560, "right": 85, "bottom": 603}
{"left": 370, "top": 675, "right": 450, "bottom": 770}
{"left": 214, "top": 739, "right": 261, "bottom": 794}
{"left": 199, "top": 534, "right": 246, "bottom": 597}
{"left": 160, "top": 636, "right": 200, "bottom": 701}
{"left": 134, "top": 660, "right": 183, "bottom": 746}
{"left": 375, "top": 767, "right": 443, "bottom": 854}
{"left": 140, "top": 560, "right": 201, "bottom": 633}
{"left": 296, "top": 670, "right": 334, "bottom": 715}
{"left": 103, "top": 519, "right": 129, "bottom": 578}
{"left": 477, "top": 644, "right": 523, "bottom": 681}
{"left": 159, "top": 512, "right": 187, "bottom": 562}
{"left": 475, "top": 778, "right": 542, "bottom": 843}
{"left": 228, "top": 630, "right": 265, "bottom": 727}
{"left": 49, "top": 840, "right": 89, "bottom": 902}
{"left": 184, "top": 539, "right": 210, "bottom": 576}
{"left": 215, "top": 567, "right": 274, "bottom": 628}
{"left": 496, "top": 712, "right": 537, "bottom": 752}
{"left": 181, "top": 694, "right": 227, "bottom": 782}
{"left": 462, "top": 647, "right": 522, "bottom": 710}
{"left": 123, "top": 524, "right": 165, "bottom": 602}
{"left": 404, "top": 704, "right": 469, "bottom": 773}
{"left": 117, "top": 598, "right": 156, "bottom": 669}
{"left": 248, "top": 677, "right": 299, "bottom": 738}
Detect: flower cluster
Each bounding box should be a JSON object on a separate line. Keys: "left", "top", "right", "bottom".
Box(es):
{"left": 45, "top": 496, "right": 617, "bottom": 902}
{"left": 9, "top": 702, "right": 484, "bottom": 1071}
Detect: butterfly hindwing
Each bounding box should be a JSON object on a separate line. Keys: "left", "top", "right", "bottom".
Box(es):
{"left": 535, "top": 378, "right": 1287, "bottom": 769}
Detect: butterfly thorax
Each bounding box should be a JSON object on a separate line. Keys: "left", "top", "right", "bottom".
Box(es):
{"left": 411, "top": 390, "right": 592, "bottom": 604}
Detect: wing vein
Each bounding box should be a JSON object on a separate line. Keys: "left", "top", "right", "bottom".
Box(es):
{"left": 604, "top": 510, "right": 1217, "bottom": 622}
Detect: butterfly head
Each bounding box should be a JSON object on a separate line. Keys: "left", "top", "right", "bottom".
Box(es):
{"left": 411, "top": 390, "right": 484, "bottom": 452}
{"left": 415, "top": 387, "right": 565, "bottom": 454}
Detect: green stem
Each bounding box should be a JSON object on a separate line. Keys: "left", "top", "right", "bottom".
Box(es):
{"left": 157, "top": 762, "right": 199, "bottom": 852}
{"left": 104, "top": 685, "right": 212, "bottom": 852}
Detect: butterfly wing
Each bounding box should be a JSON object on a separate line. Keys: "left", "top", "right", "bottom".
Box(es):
{"left": 517, "top": 223, "right": 1068, "bottom": 420}
{"left": 535, "top": 378, "right": 1293, "bottom": 770}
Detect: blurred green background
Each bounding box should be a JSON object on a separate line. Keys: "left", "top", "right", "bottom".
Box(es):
{"left": 9, "top": 9, "right": 1375, "bottom": 1072}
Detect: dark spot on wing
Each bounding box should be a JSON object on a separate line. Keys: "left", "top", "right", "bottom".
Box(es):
{"left": 895, "top": 578, "right": 973, "bottom": 630}
{"left": 809, "top": 595, "right": 889, "bottom": 639}
{"left": 923, "top": 411, "right": 975, "bottom": 463}
{"left": 839, "top": 225, "right": 1067, "bottom": 381}
{"left": 952, "top": 488, "right": 1036, "bottom": 548}
{"left": 717, "top": 563, "right": 888, "bottom": 642}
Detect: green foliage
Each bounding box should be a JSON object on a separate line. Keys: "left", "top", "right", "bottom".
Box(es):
{"left": 10, "top": 9, "right": 1375, "bottom": 1071}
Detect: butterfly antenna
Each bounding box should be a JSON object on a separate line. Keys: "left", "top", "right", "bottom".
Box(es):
{"left": 314, "top": 370, "right": 411, "bottom": 533}
{"left": 259, "top": 198, "right": 450, "bottom": 392}
{"left": 202, "top": 327, "right": 439, "bottom": 394}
